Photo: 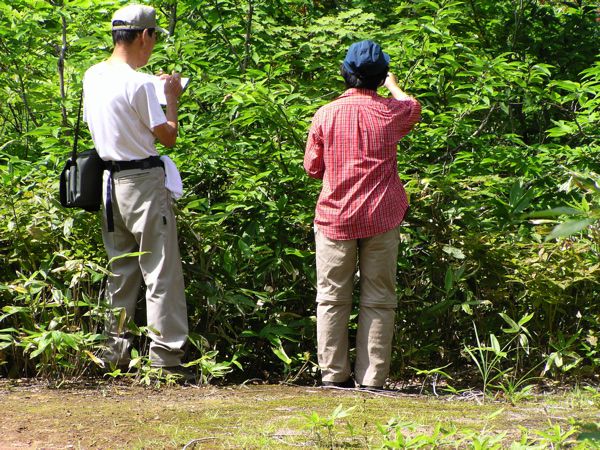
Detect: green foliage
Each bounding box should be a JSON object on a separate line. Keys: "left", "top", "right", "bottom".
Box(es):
{"left": 377, "top": 419, "right": 459, "bottom": 448}
{"left": 0, "top": 0, "right": 599, "bottom": 386}
{"left": 463, "top": 314, "right": 540, "bottom": 402}
{"left": 304, "top": 403, "right": 357, "bottom": 448}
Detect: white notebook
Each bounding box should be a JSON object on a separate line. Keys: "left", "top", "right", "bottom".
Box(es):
{"left": 151, "top": 76, "right": 190, "bottom": 105}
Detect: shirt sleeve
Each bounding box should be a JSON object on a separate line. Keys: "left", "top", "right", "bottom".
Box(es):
{"left": 132, "top": 80, "right": 167, "bottom": 131}
{"left": 304, "top": 113, "right": 325, "bottom": 179}
{"left": 391, "top": 97, "right": 421, "bottom": 140}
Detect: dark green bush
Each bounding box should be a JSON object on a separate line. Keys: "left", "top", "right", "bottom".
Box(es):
{"left": 0, "top": 0, "right": 598, "bottom": 386}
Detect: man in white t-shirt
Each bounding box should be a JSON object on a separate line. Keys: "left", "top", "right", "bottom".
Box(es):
{"left": 83, "top": 4, "right": 191, "bottom": 382}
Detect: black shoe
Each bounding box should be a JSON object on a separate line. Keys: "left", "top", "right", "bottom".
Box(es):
{"left": 159, "top": 365, "right": 198, "bottom": 384}
{"left": 359, "top": 384, "right": 385, "bottom": 391}
{"left": 322, "top": 378, "right": 355, "bottom": 389}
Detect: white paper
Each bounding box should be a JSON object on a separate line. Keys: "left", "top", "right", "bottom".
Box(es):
{"left": 151, "top": 76, "right": 190, "bottom": 105}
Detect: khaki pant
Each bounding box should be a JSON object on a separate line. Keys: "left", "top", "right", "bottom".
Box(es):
{"left": 315, "top": 225, "right": 400, "bottom": 387}
{"left": 101, "top": 166, "right": 188, "bottom": 367}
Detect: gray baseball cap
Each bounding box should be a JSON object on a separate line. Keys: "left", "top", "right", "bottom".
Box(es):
{"left": 111, "top": 5, "right": 168, "bottom": 34}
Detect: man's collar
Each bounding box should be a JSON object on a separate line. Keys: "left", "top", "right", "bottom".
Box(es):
{"left": 340, "top": 88, "right": 379, "bottom": 98}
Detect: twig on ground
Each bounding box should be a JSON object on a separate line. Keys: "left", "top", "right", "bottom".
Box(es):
{"left": 239, "top": 378, "right": 264, "bottom": 387}
{"left": 279, "top": 381, "right": 316, "bottom": 388}
{"left": 182, "top": 437, "right": 219, "bottom": 449}
{"left": 320, "top": 386, "right": 407, "bottom": 398}
{"left": 447, "top": 390, "right": 485, "bottom": 404}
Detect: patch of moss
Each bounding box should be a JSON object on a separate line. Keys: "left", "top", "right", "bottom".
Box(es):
{"left": 1, "top": 383, "right": 599, "bottom": 449}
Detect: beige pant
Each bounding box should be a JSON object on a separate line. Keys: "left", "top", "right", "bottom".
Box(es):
{"left": 101, "top": 166, "right": 188, "bottom": 367}
{"left": 315, "top": 225, "right": 400, "bottom": 387}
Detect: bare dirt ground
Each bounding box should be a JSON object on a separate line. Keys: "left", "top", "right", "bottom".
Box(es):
{"left": 0, "top": 378, "right": 599, "bottom": 449}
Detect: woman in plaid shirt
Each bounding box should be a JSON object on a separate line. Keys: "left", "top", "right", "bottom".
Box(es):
{"left": 304, "top": 40, "right": 421, "bottom": 390}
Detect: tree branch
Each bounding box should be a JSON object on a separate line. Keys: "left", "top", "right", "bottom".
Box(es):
{"left": 240, "top": 0, "right": 253, "bottom": 73}
{"left": 16, "top": 73, "right": 39, "bottom": 129}
{"left": 194, "top": 6, "right": 241, "bottom": 66}
{"left": 160, "top": 1, "right": 179, "bottom": 36}
{"left": 58, "top": 13, "right": 68, "bottom": 127}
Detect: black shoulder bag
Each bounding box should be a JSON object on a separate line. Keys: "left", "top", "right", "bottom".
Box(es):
{"left": 59, "top": 92, "right": 104, "bottom": 212}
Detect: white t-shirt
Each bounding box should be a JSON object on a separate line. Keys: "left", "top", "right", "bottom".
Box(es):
{"left": 83, "top": 61, "right": 167, "bottom": 161}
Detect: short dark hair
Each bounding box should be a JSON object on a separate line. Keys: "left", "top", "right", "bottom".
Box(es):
{"left": 112, "top": 21, "right": 155, "bottom": 45}
{"left": 340, "top": 64, "right": 388, "bottom": 91}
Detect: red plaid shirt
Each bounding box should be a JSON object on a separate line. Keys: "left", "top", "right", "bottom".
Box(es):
{"left": 304, "top": 88, "right": 421, "bottom": 240}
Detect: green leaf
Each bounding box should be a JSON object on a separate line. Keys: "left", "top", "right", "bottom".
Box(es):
{"left": 546, "top": 218, "right": 595, "bottom": 241}
{"left": 499, "top": 313, "right": 520, "bottom": 333}
{"left": 490, "top": 333, "right": 501, "bottom": 355}
{"left": 442, "top": 245, "right": 465, "bottom": 260}
{"left": 444, "top": 267, "right": 454, "bottom": 294}
{"left": 108, "top": 252, "right": 149, "bottom": 265}
{"left": 552, "top": 80, "right": 580, "bottom": 92}
{"left": 271, "top": 345, "right": 292, "bottom": 365}
{"left": 526, "top": 207, "right": 582, "bottom": 219}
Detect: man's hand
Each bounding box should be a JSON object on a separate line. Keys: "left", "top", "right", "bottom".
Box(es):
{"left": 154, "top": 72, "right": 183, "bottom": 148}
{"left": 384, "top": 72, "right": 399, "bottom": 90}
{"left": 162, "top": 72, "right": 183, "bottom": 104}
{"left": 384, "top": 71, "right": 412, "bottom": 101}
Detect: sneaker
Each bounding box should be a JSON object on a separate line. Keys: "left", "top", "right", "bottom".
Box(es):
{"left": 159, "top": 365, "right": 198, "bottom": 384}
{"left": 322, "top": 378, "right": 356, "bottom": 389}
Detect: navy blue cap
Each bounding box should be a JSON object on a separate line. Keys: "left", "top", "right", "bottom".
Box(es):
{"left": 342, "top": 40, "right": 390, "bottom": 77}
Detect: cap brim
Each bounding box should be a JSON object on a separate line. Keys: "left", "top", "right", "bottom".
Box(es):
{"left": 156, "top": 26, "right": 169, "bottom": 35}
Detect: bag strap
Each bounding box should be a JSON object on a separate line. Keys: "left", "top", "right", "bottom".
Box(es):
{"left": 71, "top": 90, "right": 84, "bottom": 161}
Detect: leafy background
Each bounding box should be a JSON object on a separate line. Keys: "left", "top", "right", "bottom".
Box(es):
{"left": 0, "top": 0, "right": 599, "bottom": 388}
